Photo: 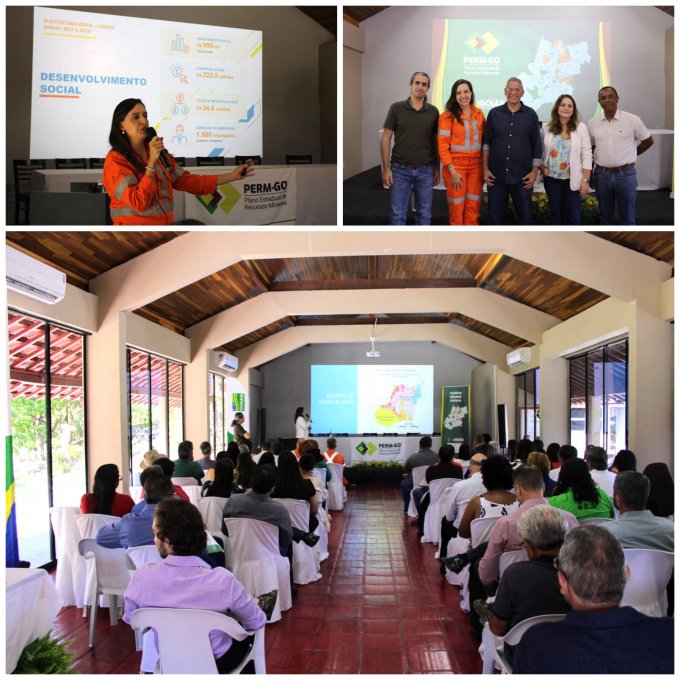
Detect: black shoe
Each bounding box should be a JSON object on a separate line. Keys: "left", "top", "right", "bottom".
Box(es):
{"left": 441, "top": 553, "right": 470, "bottom": 574}
{"left": 301, "top": 532, "right": 320, "bottom": 547}
{"left": 256, "top": 589, "right": 278, "bottom": 621}
{"left": 473, "top": 598, "right": 493, "bottom": 625}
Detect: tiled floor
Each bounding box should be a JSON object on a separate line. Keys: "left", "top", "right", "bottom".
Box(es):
{"left": 52, "top": 485, "right": 482, "bottom": 674}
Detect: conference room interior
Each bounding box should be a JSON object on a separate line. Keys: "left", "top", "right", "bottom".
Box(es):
{"left": 6, "top": 5, "right": 337, "bottom": 226}
{"left": 343, "top": 6, "right": 674, "bottom": 225}
{"left": 6, "top": 230, "right": 674, "bottom": 673}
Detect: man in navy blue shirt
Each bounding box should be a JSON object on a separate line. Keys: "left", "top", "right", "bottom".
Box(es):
{"left": 513, "top": 525, "right": 673, "bottom": 674}
{"left": 482, "top": 78, "right": 541, "bottom": 224}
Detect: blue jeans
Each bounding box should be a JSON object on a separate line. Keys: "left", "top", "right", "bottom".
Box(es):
{"left": 487, "top": 181, "right": 533, "bottom": 224}
{"left": 390, "top": 163, "right": 434, "bottom": 225}
{"left": 591, "top": 166, "right": 637, "bottom": 225}
{"left": 543, "top": 176, "right": 582, "bottom": 225}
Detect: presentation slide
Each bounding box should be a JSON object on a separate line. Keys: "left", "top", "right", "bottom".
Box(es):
{"left": 311, "top": 365, "right": 434, "bottom": 434}
{"left": 432, "top": 19, "right": 609, "bottom": 120}
{"left": 31, "top": 7, "right": 262, "bottom": 158}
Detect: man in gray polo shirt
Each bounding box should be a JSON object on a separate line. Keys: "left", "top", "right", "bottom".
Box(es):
{"left": 381, "top": 72, "right": 440, "bottom": 225}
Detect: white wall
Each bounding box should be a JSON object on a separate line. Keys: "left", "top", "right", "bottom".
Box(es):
{"left": 357, "top": 6, "right": 673, "bottom": 172}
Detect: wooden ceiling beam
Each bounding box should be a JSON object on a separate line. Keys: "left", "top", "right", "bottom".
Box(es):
{"left": 241, "top": 259, "right": 271, "bottom": 294}
{"left": 269, "top": 278, "right": 476, "bottom": 292}
{"left": 475, "top": 253, "right": 509, "bottom": 288}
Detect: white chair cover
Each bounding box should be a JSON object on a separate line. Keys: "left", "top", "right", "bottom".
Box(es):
{"left": 272, "top": 498, "right": 321, "bottom": 585}
{"left": 129, "top": 486, "right": 144, "bottom": 503}
{"left": 312, "top": 468, "right": 327, "bottom": 487}
{"left": 622, "top": 548, "right": 674, "bottom": 617}
{"left": 197, "top": 496, "right": 233, "bottom": 570}
{"left": 49, "top": 506, "right": 87, "bottom": 607}
{"left": 314, "top": 505, "right": 330, "bottom": 562}
{"left": 173, "top": 477, "right": 198, "bottom": 486}
{"left": 498, "top": 549, "right": 528, "bottom": 578}
{"left": 578, "top": 517, "right": 613, "bottom": 525}
{"left": 180, "top": 485, "right": 203, "bottom": 506}
{"left": 130, "top": 607, "right": 266, "bottom": 674}
{"left": 223, "top": 518, "right": 292, "bottom": 623}
{"left": 126, "top": 545, "right": 164, "bottom": 567}
{"left": 458, "top": 516, "right": 502, "bottom": 612}
{"left": 407, "top": 465, "right": 430, "bottom": 517}
{"left": 76, "top": 513, "right": 118, "bottom": 609}
{"left": 421, "top": 478, "right": 458, "bottom": 545}
{"left": 326, "top": 462, "right": 346, "bottom": 511}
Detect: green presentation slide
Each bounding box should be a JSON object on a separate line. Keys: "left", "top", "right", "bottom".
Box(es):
{"left": 432, "top": 19, "right": 609, "bottom": 121}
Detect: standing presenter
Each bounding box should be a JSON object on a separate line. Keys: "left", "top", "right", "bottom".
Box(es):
{"left": 295, "top": 407, "right": 312, "bottom": 438}
{"left": 103, "top": 98, "right": 254, "bottom": 225}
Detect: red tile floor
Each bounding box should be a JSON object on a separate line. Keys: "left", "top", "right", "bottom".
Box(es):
{"left": 52, "top": 485, "right": 482, "bottom": 674}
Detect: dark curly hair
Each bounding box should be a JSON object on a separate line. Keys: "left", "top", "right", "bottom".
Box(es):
{"left": 554, "top": 458, "right": 600, "bottom": 506}
{"left": 154, "top": 497, "right": 207, "bottom": 556}
{"left": 481, "top": 456, "right": 514, "bottom": 491}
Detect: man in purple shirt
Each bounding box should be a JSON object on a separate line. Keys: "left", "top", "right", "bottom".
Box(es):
{"left": 123, "top": 497, "right": 267, "bottom": 673}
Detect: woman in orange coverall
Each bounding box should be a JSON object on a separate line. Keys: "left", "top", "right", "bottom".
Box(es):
{"left": 103, "top": 98, "right": 254, "bottom": 225}
{"left": 437, "top": 80, "right": 485, "bottom": 225}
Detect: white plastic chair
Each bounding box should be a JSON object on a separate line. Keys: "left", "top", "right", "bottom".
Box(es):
{"left": 492, "top": 613, "right": 567, "bottom": 673}
{"left": 407, "top": 465, "right": 430, "bottom": 517}
{"left": 622, "top": 548, "right": 674, "bottom": 617}
{"left": 180, "top": 485, "right": 203, "bottom": 506}
{"left": 172, "top": 476, "right": 198, "bottom": 486}
{"left": 129, "top": 486, "right": 144, "bottom": 503}
{"left": 223, "top": 518, "right": 292, "bottom": 623}
{"left": 197, "top": 496, "right": 232, "bottom": 569}
{"left": 130, "top": 607, "right": 266, "bottom": 674}
{"left": 126, "top": 545, "right": 164, "bottom": 567}
{"left": 78, "top": 538, "right": 134, "bottom": 647}
{"left": 76, "top": 513, "right": 118, "bottom": 612}
{"left": 326, "top": 461, "right": 346, "bottom": 511}
{"left": 421, "top": 478, "right": 458, "bottom": 545}
{"left": 470, "top": 516, "right": 501, "bottom": 547}
{"left": 49, "top": 506, "right": 88, "bottom": 609}
{"left": 273, "top": 498, "right": 321, "bottom": 585}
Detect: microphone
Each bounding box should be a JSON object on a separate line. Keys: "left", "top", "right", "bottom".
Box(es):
{"left": 145, "top": 127, "right": 173, "bottom": 173}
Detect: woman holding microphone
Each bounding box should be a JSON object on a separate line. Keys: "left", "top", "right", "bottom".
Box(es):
{"left": 437, "top": 80, "right": 485, "bottom": 225}
{"left": 540, "top": 94, "right": 592, "bottom": 224}
{"left": 103, "top": 98, "right": 254, "bottom": 225}
{"left": 294, "top": 407, "right": 312, "bottom": 438}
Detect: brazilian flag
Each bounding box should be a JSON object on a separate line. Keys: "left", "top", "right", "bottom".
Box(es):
{"left": 6, "top": 436, "right": 20, "bottom": 567}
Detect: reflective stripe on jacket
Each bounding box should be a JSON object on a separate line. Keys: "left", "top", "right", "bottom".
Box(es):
{"left": 103, "top": 146, "right": 218, "bottom": 225}
{"left": 437, "top": 107, "right": 486, "bottom": 167}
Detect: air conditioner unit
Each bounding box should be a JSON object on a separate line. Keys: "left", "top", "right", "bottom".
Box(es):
{"left": 209, "top": 350, "right": 238, "bottom": 372}
{"left": 506, "top": 347, "right": 532, "bottom": 367}
{"left": 6, "top": 246, "right": 66, "bottom": 304}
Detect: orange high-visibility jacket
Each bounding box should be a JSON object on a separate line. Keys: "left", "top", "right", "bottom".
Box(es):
{"left": 437, "top": 106, "right": 485, "bottom": 167}
{"left": 103, "top": 146, "right": 218, "bottom": 225}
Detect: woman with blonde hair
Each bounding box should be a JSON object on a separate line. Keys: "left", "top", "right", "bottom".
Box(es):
{"left": 540, "top": 94, "right": 592, "bottom": 224}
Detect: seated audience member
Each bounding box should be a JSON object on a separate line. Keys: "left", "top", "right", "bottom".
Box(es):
{"left": 300, "top": 439, "right": 332, "bottom": 486}
{"left": 545, "top": 442, "right": 561, "bottom": 469}
{"left": 609, "top": 449, "right": 637, "bottom": 474}
{"left": 150, "top": 456, "right": 190, "bottom": 501}
{"left": 173, "top": 440, "right": 204, "bottom": 483}
{"left": 322, "top": 437, "right": 348, "bottom": 487}
{"left": 526, "top": 451, "right": 556, "bottom": 495}
{"left": 197, "top": 441, "right": 215, "bottom": 472}
{"left": 457, "top": 442, "right": 472, "bottom": 461}
{"left": 123, "top": 497, "right": 267, "bottom": 673}
{"left": 273, "top": 451, "right": 319, "bottom": 533}
{"left": 439, "top": 454, "right": 487, "bottom": 566}
{"left": 605, "top": 471, "right": 674, "bottom": 551}
{"left": 235, "top": 451, "right": 257, "bottom": 490}
{"left": 226, "top": 441, "right": 241, "bottom": 466}
{"left": 251, "top": 441, "right": 271, "bottom": 465}
{"left": 400, "top": 436, "right": 438, "bottom": 514}
{"left": 80, "top": 464, "right": 134, "bottom": 517}
{"left": 458, "top": 456, "right": 518, "bottom": 539}
{"left": 478, "top": 505, "right": 571, "bottom": 664}
{"left": 514, "top": 439, "right": 533, "bottom": 464}
{"left": 257, "top": 451, "right": 276, "bottom": 467}
{"left": 548, "top": 444, "right": 577, "bottom": 481}
{"left": 299, "top": 453, "right": 327, "bottom": 499}
{"left": 532, "top": 438, "right": 545, "bottom": 453}
{"left": 415, "top": 444, "right": 464, "bottom": 533}
{"left": 202, "top": 458, "right": 240, "bottom": 498}
{"left": 505, "top": 440, "right": 516, "bottom": 462}
{"left": 136, "top": 448, "right": 163, "bottom": 486}
{"left": 585, "top": 445, "right": 616, "bottom": 497}
{"left": 293, "top": 437, "right": 305, "bottom": 459}
{"left": 97, "top": 473, "right": 174, "bottom": 548}
{"left": 513, "top": 525, "right": 673, "bottom": 674}
{"left": 548, "top": 458, "right": 615, "bottom": 521}
{"left": 643, "top": 462, "right": 674, "bottom": 518}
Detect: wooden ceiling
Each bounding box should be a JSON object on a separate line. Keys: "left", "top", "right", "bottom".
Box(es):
{"left": 5, "top": 232, "right": 673, "bottom": 359}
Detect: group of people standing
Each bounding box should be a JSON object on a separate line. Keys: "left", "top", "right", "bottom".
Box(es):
{"left": 381, "top": 73, "right": 653, "bottom": 225}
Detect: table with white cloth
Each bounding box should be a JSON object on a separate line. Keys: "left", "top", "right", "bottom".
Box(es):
{"left": 31, "top": 164, "right": 336, "bottom": 225}
{"left": 6, "top": 568, "right": 63, "bottom": 673}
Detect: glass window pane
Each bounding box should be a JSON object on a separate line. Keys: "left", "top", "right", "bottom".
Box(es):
{"left": 570, "top": 355, "right": 586, "bottom": 454}
{"left": 150, "top": 356, "right": 167, "bottom": 455}
{"left": 587, "top": 348, "right": 605, "bottom": 449}
{"left": 49, "top": 325, "right": 86, "bottom": 508}
{"left": 534, "top": 368, "right": 541, "bottom": 439}
{"left": 129, "top": 349, "right": 150, "bottom": 476}
{"left": 168, "top": 361, "right": 183, "bottom": 458}
{"left": 208, "top": 374, "right": 216, "bottom": 452}
{"left": 605, "top": 340, "right": 627, "bottom": 457}
{"left": 525, "top": 370, "right": 536, "bottom": 440}
{"left": 215, "top": 374, "right": 225, "bottom": 453}
{"left": 9, "top": 313, "right": 51, "bottom": 567}
{"left": 516, "top": 373, "right": 526, "bottom": 439}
